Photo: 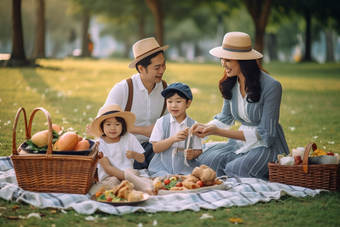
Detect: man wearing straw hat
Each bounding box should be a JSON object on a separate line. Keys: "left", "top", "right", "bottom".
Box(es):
{"left": 87, "top": 37, "right": 169, "bottom": 170}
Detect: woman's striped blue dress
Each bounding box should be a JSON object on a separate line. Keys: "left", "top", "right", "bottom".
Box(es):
{"left": 198, "top": 72, "right": 289, "bottom": 180}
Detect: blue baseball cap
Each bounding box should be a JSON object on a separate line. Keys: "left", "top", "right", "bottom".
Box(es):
{"left": 161, "top": 82, "right": 193, "bottom": 100}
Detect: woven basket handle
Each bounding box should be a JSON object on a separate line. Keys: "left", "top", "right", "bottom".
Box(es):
{"left": 92, "top": 141, "right": 103, "bottom": 167}
{"left": 12, "top": 107, "right": 29, "bottom": 155}
{"left": 303, "top": 143, "right": 317, "bottom": 173}
{"left": 27, "top": 107, "right": 54, "bottom": 159}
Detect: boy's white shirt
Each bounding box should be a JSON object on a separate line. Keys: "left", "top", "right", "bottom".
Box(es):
{"left": 149, "top": 114, "right": 202, "bottom": 150}
{"left": 97, "top": 133, "right": 145, "bottom": 182}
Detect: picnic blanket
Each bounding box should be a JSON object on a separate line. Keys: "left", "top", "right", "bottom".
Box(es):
{"left": 0, "top": 156, "right": 323, "bottom": 215}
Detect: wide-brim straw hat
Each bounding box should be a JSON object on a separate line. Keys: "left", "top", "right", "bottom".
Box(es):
{"left": 128, "top": 37, "right": 169, "bottom": 69}
{"left": 90, "top": 104, "right": 136, "bottom": 138}
{"left": 209, "top": 32, "right": 263, "bottom": 60}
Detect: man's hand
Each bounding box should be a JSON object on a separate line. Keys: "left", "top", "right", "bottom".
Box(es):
{"left": 143, "top": 124, "right": 155, "bottom": 137}
{"left": 130, "top": 124, "right": 155, "bottom": 137}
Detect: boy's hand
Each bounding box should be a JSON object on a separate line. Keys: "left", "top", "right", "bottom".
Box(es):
{"left": 173, "top": 128, "right": 189, "bottom": 142}
{"left": 126, "top": 150, "right": 134, "bottom": 159}
{"left": 186, "top": 148, "right": 195, "bottom": 160}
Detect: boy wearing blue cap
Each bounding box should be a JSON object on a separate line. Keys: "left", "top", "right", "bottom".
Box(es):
{"left": 148, "top": 82, "right": 203, "bottom": 178}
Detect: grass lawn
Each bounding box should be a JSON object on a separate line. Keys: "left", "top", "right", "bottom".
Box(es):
{"left": 0, "top": 59, "right": 339, "bottom": 226}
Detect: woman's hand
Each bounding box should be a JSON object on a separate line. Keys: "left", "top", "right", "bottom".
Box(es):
{"left": 191, "top": 123, "right": 218, "bottom": 138}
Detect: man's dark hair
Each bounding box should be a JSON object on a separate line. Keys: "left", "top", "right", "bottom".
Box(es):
{"left": 100, "top": 117, "right": 128, "bottom": 137}
{"left": 135, "top": 50, "right": 164, "bottom": 73}
{"left": 164, "top": 90, "right": 189, "bottom": 103}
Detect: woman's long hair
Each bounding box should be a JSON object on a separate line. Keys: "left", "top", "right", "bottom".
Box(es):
{"left": 218, "top": 59, "right": 262, "bottom": 103}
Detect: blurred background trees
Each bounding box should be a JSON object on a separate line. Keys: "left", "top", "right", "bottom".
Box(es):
{"left": 1, "top": 0, "right": 339, "bottom": 65}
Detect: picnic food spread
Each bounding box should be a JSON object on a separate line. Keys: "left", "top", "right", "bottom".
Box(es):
{"left": 94, "top": 180, "right": 145, "bottom": 202}
{"left": 152, "top": 164, "right": 224, "bottom": 194}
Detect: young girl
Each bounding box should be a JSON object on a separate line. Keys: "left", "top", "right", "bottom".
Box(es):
{"left": 148, "top": 83, "right": 203, "bottom": 178}
{"left": 90, "top": 104, "right": 153, "bottom": 194}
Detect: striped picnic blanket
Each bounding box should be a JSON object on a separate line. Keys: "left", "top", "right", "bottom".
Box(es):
{"left": 0, "top": 156, "right": 322, "bottom": 215}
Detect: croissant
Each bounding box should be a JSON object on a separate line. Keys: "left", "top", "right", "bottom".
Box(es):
{"left": 191, "top": 164, "right": 216, "bottom": 183}
{"left": 182, "top": 180, "right": 201, "bottom": 189}
{"left": 127, "top": 190, "right": 144, "bottom": 202}
{"left": 117, "top": 185, "right": 132, "bottom": 200}
{"left": 113, "top": 180, "right": 134, "bottom": 196}
{"left": 170, "top": 187, "right": 188, "bottom": 191}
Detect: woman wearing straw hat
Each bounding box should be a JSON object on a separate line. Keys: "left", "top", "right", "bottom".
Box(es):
{"left": 191, "top": 32, "right": 289, "bottom": 180}
{"left": 87, "top": 37, "right": 169, "bottom": 170}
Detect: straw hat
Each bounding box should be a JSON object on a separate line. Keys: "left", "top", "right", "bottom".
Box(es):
{"left": 90, "top": 104, "right": 136, "bottom": 138}
{"left": 128, "top": 37, "right": 169, "bottom": 69}
{"left": 209, "top": 32, "right": 263, "bottom": 60}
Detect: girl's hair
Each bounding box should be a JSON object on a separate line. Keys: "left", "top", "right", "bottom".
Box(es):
{"left": 100, "top": 117, "right": 127, "bottom": 137}
{"left": 164, "top": 90, "right": 189, "bottom": 103}
{"left": 218, "top": 59, "right": 262, "bottom": 103}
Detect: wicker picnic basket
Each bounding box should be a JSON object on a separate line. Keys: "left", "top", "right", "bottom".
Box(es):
{"left": 11, "top": 107, "right": 102, "bottom": 194}
{"left": 268, "top": 143, "right": 340, "bottom": 191}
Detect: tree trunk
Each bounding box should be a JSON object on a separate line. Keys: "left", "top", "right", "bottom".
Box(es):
{"left": 138, "top": 16, "right": 146, "bottom": 40}
{"left": 80, "top": 11, "right": 90, "bottom": 57}
{"left": 324, "top": 29, "right": 334, "bottom": 62}
{"left": 244, "top": 0, "right": 272, "bottom": 66}
{"left": 303, "top": 7, "right": 312, "bottom": 61}
{"left": 194, "top": 43, "right": 202, "bottom": 57}
{"left": 124, "top": 40, "right": 130, "bottom": 58}
{"left": 10, "top": 0, "right": 26, "bottom": 61}
{"left": 267, "top": 33, "right": 277, "bottom": 61}
{"left": 177, "top": 41, "right": 183, "bottom": 58}
{"left": 33, "top": 0, "right": 45, "bottom": 58}
{"left": 144, "top": 0, "right": 163, "bottom": 46}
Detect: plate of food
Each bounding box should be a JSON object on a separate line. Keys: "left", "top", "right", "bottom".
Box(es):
{"left": 91, "top": 180, "right": 149, "bottom": 206}
{"left": 153, "top": 165, "right": 228, "bottom": 195}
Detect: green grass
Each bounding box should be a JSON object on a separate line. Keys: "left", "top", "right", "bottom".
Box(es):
{"left": 0, "top": 59, "right": 340, "bottom": 226}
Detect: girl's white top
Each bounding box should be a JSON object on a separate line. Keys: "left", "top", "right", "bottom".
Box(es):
{"left": 97, "top": 133, "right": 145, "bottom": 182}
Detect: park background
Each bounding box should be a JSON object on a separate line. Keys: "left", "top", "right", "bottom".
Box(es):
{"left": 1, "top": 0, "right": 340, "bottom": 64}
{"left": 0, "top": 0, "right": 340, "bottom": 226}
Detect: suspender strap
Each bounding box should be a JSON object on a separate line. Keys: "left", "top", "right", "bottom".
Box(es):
{"left": 125, "top": 78, "right": 167, "bottom": 118}
{"left": 125, "top": 78, "right": 133, "bottom": 111}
